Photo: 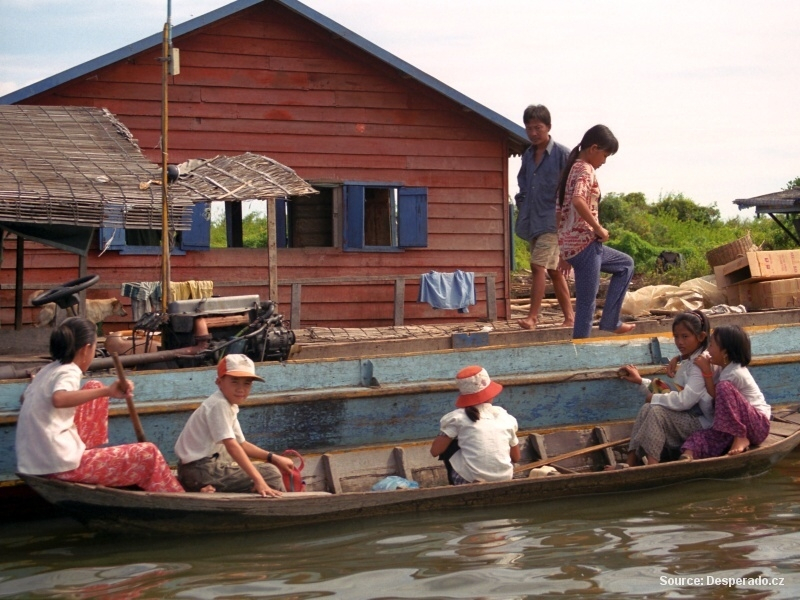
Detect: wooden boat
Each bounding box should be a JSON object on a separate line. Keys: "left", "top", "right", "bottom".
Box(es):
{"left": 19, "top": 409, "right": 800, "bottom": 535}
{"left": 3, "top": 313, "right": 800, "bottom": 520}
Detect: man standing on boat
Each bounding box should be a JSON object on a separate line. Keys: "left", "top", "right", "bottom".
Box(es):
{"left": 514, "top": 104, "right": 575, "bottom": 330}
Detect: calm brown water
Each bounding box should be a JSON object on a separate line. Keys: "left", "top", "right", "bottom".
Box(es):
{"left": 1, "top": 454, "right": 798, "bottom": 599}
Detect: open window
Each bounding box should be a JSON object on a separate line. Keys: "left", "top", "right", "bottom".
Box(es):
{"left": 342, "top": 184, "right": 427, "bottom": 251}
{"left": 276, "top": 186, "right": 336, "bottom": 248}
{"left": 97, "top": 202, "right": 210, "bottom": 254}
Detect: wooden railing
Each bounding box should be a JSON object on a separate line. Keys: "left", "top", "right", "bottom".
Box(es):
{"left": 282, "top": 273, "right": 497, "bottom": 328}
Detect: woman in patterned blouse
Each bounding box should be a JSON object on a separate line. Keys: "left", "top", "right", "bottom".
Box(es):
{"left": 556, "top": 125, "right": 635, "bottom": 339}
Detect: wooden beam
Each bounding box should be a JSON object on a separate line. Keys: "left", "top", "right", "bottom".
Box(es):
{"left": 14, "top": 236, "right": 23, "bottom": 330}
{"left": 485, "top": 274, "right": 497, "bottom": 322}
{"left": 267, "top": 197, "right": 277, "bottom": 302}
{"left": 291, "top": 282, "right": 301, "bottom": 329}
{"left": 393, "top": 277, "right": 405, "bottom": 326}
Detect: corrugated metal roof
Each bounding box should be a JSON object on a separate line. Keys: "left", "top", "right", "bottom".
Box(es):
{"left": 0, "top": 0, "right": 529, "bottom": 155}
{"left": 0, "top": 105, "right": 195, "bottom": 229}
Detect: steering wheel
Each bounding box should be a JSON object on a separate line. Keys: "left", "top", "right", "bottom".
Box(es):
{"left": 31, "top": 275, "right": 100, "bottom": 309}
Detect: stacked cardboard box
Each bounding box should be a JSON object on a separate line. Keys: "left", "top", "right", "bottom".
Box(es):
{"left": 714, "top": 250, "right": 800, "bottom": 310}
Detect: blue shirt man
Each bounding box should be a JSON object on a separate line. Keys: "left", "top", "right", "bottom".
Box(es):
{"left": 513, "top": 104, "right": 574, "bottom": 330}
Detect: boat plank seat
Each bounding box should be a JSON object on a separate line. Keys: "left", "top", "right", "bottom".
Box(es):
{"left": 769, "top": 421, "right": 800, "bottom": 438}
{"left": 292, "top": 455, "right": 327, "bottom": 492}
{"left": 400, "top": 445, "right": 448, "bottom": 488}
{"left": 593, "top": 426, "right": 618, "bottom": 468}
{"left": 539, "top": 429, "right": 602, "bottom": 470}
{"left": 526, "top": 433, "right": 547, "bottom": 463}
{"left": 320, "top": 445, "right": 443, "bottom": 493}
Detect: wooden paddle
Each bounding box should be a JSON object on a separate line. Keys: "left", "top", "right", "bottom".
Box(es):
{"left": 110, "top": 352, "right": 146, "bottom": 443}
{"left": 514, "top": 437, "right": 631, "bottom": 473}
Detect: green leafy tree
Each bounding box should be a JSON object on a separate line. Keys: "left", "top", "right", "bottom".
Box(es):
{"left": 210, "top": 211, "right": 269, "bottom": 248}
{"left": 649, "top": 193, "right": 720, "bottom": 225}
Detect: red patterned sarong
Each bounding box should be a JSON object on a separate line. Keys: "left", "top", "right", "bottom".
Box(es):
{"left": 52, "top": 381, "right": 184, "bottom": 493}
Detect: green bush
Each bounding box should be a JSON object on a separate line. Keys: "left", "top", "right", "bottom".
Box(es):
{"left": 513, "top": 178, "right": 799, "bottom": 283}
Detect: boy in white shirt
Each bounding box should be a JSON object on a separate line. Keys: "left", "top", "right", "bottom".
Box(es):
{"left": 175, "top": 354, "right": 294, "bottom": 495}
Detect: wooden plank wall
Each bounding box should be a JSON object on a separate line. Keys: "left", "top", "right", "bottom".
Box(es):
{"left": 4, "top": 1, "right": 511, "bottom": 329}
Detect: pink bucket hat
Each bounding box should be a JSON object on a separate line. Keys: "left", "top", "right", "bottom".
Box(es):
{"left": 455, "top": 365, "right": 503, "bottom": 408}
{"left": 217, "top": 354, "right": 264, "bottom": 382}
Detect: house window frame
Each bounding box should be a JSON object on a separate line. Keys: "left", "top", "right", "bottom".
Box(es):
{"left": 97, "top": 202, "right": 210, "bottom": 254}
{"left": 342, "top": 182, "right": 428, "bottom": 252}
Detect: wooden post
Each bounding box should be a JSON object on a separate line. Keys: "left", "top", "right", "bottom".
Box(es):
{"left": 267, "top": 196, "right": 278, "bottom": 302}
{"left": 78, "top": 253, "right": 88, "bottom": 318}
{"left": 393, "top": 277, "right": 405, "bottom": 326}
{"left": 291, "top": 283, "right": 301, "bottom": 329}
{"left": 14, "top": 236, "right": 23, "bottom": 330}
{"left": 485, "top": 274, "right": 497, "bottom": 322}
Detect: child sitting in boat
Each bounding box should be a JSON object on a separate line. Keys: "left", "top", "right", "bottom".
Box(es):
{"left": 618, "top": 310, "right": 714, "bottom": 466}
{"left": 680, "top": 325, "right": 770, "bottom": 460}
{"left": 429, "top": 365, "right": 520, "bottom": 484}
{"left": 15, "top": 317, "right": 184, "bottom": 493}
{"left": 174, "top": 354, "right": 295, "bottom": 495}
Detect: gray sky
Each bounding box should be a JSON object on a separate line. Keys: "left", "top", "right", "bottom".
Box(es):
{"left": 2, "top": 0, "right": 799, "bottom": 219}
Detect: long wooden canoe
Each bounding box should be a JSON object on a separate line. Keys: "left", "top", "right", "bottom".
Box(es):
{"left": 20, "top": 408, "right": 800, "bottom": 535}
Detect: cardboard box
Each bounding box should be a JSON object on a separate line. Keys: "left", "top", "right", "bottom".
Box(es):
{"left": 714, "top": 250, "right": 800, "bottom": 288}
{"left": 725, "top": 277, "right": 800, "bottom": 310}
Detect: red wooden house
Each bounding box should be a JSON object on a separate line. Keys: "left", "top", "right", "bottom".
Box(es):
{"left": 1, "top": 0, "right": 527, "bottom": 329}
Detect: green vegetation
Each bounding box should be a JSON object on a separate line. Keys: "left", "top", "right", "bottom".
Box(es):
{"left": 514, "top": 182, "right": 799, "bottom": 285}
{"left": 211, "top": 212, "right": 268, "bottom": 248}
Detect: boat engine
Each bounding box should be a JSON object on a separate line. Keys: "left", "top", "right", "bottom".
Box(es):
{"left": 131, "top": 295, "right": 295, "bottom": 368}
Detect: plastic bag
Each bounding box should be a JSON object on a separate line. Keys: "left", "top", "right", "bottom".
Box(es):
{"left": 371, "top": 476, "right": 419, "bottom": 491}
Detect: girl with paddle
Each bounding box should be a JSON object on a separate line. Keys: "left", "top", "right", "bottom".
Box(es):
{"left": 618, "top": 310, "right": 714, "bottom": 466}
{"left": 15, "top": 317, "right": 183, "bottom": 493}
{"left": 430, "top": 365, "right": 520, "bottom": 484}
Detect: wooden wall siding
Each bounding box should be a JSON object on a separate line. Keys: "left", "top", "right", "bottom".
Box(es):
{"left": 10, "top": 1, "right": 512, "bottom": 328}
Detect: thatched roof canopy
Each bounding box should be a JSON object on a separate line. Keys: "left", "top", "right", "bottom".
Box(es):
{"left": 0, "top": 105, "right": 194, "bottom": 230}
{"left": 734, "top": 187, "right": 800, "bottom": 215}
{"left": 174, "top": 153, "right": 318, "bottom": 201}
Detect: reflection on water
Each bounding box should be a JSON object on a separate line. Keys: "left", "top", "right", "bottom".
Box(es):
{"left": 0, "top": 455, "right": 798, "bottom": 599}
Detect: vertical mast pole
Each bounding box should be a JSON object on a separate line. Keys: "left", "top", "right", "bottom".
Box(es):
{"left": 160, "top": 2, "right": 172, "bottom": 312}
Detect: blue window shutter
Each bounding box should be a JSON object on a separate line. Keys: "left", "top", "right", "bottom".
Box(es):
{"left": 397, "top": 187, "right": 428, "bottom": 247}
{"left": 179, "top": 202, "right": 211, "bottom": 251}
{"left": 343, "top": 184, "right": 365, "bottom": 250}
{"left": 97, "top": 227, "right": 126, "bottom": 251}
{"left": 275, "top": 198, "right": 288, "bottom": 248}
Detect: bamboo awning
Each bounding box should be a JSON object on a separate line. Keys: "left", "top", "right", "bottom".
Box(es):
{"left": 735, "top": 187, "right": 800, "bottom": 214}
{"left": 0, "top": 105, "right": 194, "bottom": 229}
{"left": 173, "top": 152, "right": 318, "bottom": 201}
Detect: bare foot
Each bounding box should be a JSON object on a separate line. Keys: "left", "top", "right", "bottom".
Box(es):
{"left": 200, "top": 485, "right": 216, "bottom": 493}
{"left": 561, "top": 318, "right": 575, "bottom": 328}
{"left": 614, "top": 323, "right": 636, "bottom": 335}
{"left": 728, "top": 436, "right": 750, "bottom": 455}
{"left": 518, "top": 317, "right": 538, "bottom": 330}
{"left": 604, "top": 463, "right": 628, "bottom": 471}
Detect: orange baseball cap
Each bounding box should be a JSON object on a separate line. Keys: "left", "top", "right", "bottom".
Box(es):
{"left": 217, "top": 354, "right": 264, "bottom": 382}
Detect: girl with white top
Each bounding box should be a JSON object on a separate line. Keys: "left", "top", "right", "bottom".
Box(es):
{"left": 619, "top": 311, "right": 714, "bottom": 466}
{"left": 430, "top": 366, "right": 520, "bottom": 484}
{"left": 15, "top": 317, "right": 183, "bottom": 493}
{"left": 681, "top": 325, "right": 770, "bottom": 459}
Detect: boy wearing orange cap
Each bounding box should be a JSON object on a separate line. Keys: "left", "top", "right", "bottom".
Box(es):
{"left": 430, "top": 365, "right": 520, "bottom": 484}
{"left": 174, "top": 354, "right": 294, "bottom": 496}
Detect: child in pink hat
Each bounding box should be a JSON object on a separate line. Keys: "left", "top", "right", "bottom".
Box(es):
{"left": 429, "top": 365, "right": 520, "bottom": 485}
